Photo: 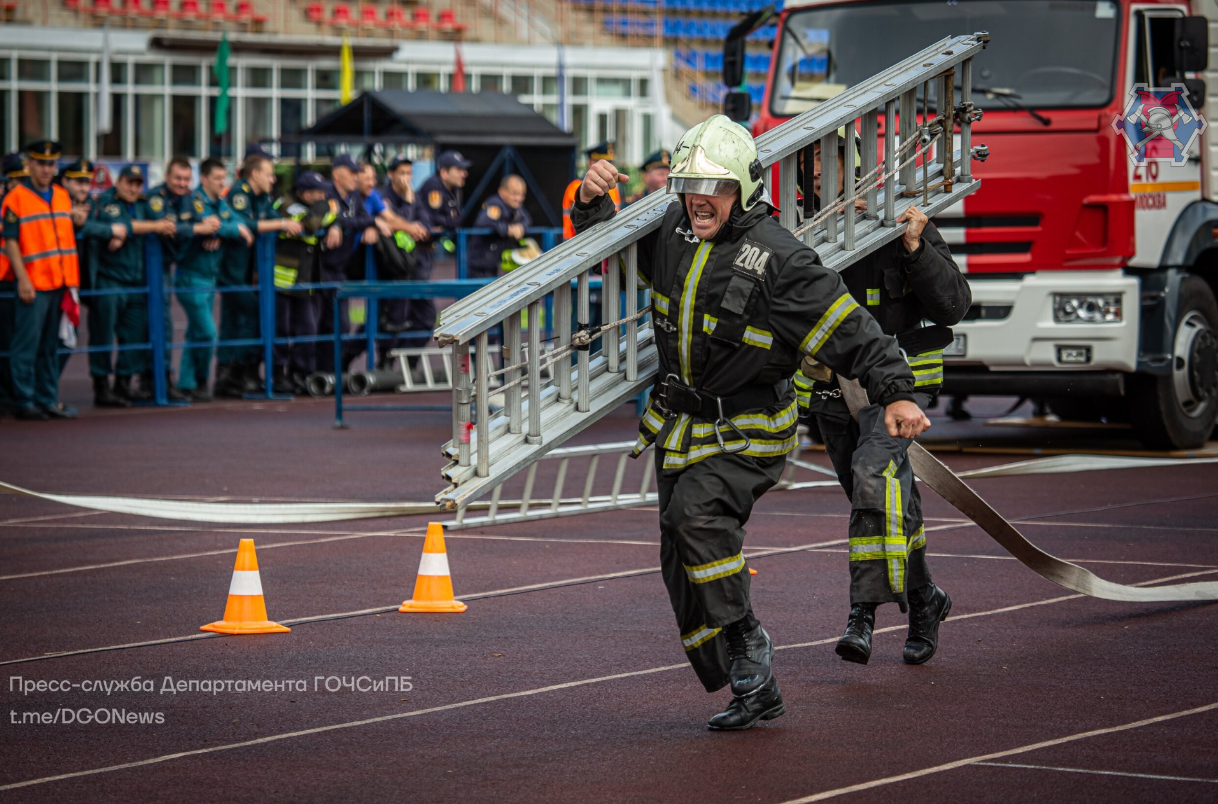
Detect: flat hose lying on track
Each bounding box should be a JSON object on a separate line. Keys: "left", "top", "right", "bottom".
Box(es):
{"left": 837, "top": 378, "right": 1218, "bottom": 603}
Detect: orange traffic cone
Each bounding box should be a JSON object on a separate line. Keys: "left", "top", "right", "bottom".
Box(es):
{"left": 399, "top": 523, "right": 467, "bottom": 613}
{"left": 201, "top": 539, "right": 291, "bottom": 634}
{"left": 749, "top": 567, "right": 758, "bottom": 575}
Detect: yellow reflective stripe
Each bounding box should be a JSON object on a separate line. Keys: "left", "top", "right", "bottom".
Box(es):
{"left": 640, "top": 405, "right": 665, "bottom": 435}
{"left": 652, "top": 291, "right": 670, "bottom": 315}
{"left": 800, "top": 294, "right": 859, "bottom": 355}
{"left": 661, "top": 436, "right": 797, "bottom": 469}
{"left": 703, "top": 313, "right": 718, "bottom": 335}
{"left": 913, "top": 369, "right": 944, "bottom": 387}
{"left": 909, "top": 349, "right": 943, "bottom": 387}
{"left": 678, "top": 242, "right": 713, "bottom": 384}
{"left": 793, "top": 370, "right": 814, "bottom": 391}
{"left": 663, "top": 412, "right": 690, "bottom": 452}
{"left": 681, "top": 624, "right": 722, "bottom": 650}
{"left": 883, "top": 460, "right": 907, "bottom": 594}
{"left": 866, "top": 288, "right": 881, "bottom": 306}
{"left": 909, "top": 525, "right": 926, "bottom": 552}
{"left": 684, "top": 552, "right": 746, "bottom": 583}
{"left": 849, "top": 535, "right": 887, "bottom": 560}
{"left": 742, "top": 326, "right": 773, "bottom": 349}
{"left": 690, "top": 401, "right": 797, "bottom": 437}
{"left": 273, "top": 265, "right": 298, "bottom": 288}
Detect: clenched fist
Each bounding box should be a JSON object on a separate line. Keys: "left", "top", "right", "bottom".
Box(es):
{"left": 579, "top": 160, "right": 629, "bottom": 205}
{"left": 884, "top": 399, "right": 931, "bottom": 439}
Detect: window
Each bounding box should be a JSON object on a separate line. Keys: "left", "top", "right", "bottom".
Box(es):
{"left": 172, "top": 64, "right": 201, "bottom": 87}
{"left": 642, "top": 113, "right": 654, "bottom": 154}
{"left": 172, "top": 95, "right": 200, "bottom": 158}
{"left": 638, "top": 78, "right": 650, "bottom": 98}
{"left": 245, "top": 66, "right": 272, "bottom": 89}
{"left": 135, "top": 95, "right": 165, "bottom": 160}
{"left": 595, "top": 77, "right": 631, "bottom": 98}
{"left": 479, "top": 74, "right": 502, "bottom": 92}
{"left": 243, "top": 96, "right": 273, "bottom": 149}
{"left": 571, "top": 103, "right": 588, "bottom": 148}
{"left": 542, "top": 75, "right": 558, "bottom": 95}
{"left": 279, "top": 98, "right": 304, "bottom": 159}
{"left": 383, "top": 71, "right": 408, "bottom": 89}
{"left": 541, "top": 103, "right": 558, "bottom": 124}
{"left": 416, "top": 72, "right": 440, "bottom": 90}
{"left": 315, "top": 69, "right": 340, "bottom": 90}
{"left": 18, "top": 91, "right": 51, "bottom": 144}
{"left": 314, "top": 97, "right": 339, "bottom": 123}
{"left": 0, "top": 58, "right": 9, "bottom": 81}
{"left": 18, "top": 59, "right": 50, "bottom": 82}
{"left": 510, "top": 75, "right": 534, "bottom": 95}
{"left": 58, "top": 93, "right": 89, "bottom": 157}
{"left": 0, "top": 90, "right": 8, "bottom": 152}
{"left": 280, "top": 68, "right": 306, "bottom": 89}
{"left": 207, "top": 96, "right": 232, "bottom": 157}
{"left": 135, "top": 63, "right": 165, "bottom": 86}
{"left": 356, "top": 70, "right": 376, "bottom": 90}
{"left": 111, "top": 62, "right": 128, "bottom": 85}
{"left": 100, "top": 95, "right": 126, "bottom": 158}
{"left": 572, "top": 76, "right": 588, "bottom": 96}
{"left": 58, "top": 61, "right": 90, "bottom": 84}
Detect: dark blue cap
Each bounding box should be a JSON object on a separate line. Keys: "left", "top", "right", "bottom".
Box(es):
{"left": 295, "top": 171, "right": 327, "bottom": 192}
{"left": 118, "top": 164, "right": 146, "bottom": 182}
{"left": 3, "top": 152, "right": 28, "bottom": 178}
{"left": 244, "top": 141, "right": 273, "bottom": 159}
{"left": 436, "top": 150, "right": 472, "bottom": 170}
{"left": 388, "top": 154, "right": 413, "bottom": 170}
{"left": 25, "top": 140, "right": 62, "bottom": 161}
{"left": 332, "top": 154, "right": 359, "bottom": 172}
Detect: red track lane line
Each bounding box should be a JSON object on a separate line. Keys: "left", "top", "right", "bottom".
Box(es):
{"left": 775, "top": 703, "right": 1218, "bottom": 803}
{"left": 971, "top": 761, "right": 1218, "bottom": 785}
{"left": 0, "top": 568, "right": 1212, "bottom": 792}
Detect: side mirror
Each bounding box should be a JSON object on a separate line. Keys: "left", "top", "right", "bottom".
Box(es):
{"left": 724, "top": 37, "right": 746, "bottom": 90}
{"left": 1175, "top": 16, "right": 1209, "bottom": 72}
{"left": 724, "top": 91, "right": 752, "bottom": 122}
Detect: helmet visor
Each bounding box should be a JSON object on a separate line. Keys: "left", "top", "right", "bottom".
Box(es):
{"left": 666, "top": 177, "right": 739, "bottom": 197}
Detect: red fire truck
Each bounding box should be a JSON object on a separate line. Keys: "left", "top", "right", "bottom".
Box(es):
{"left": 741, "top": 0, "right": 1218, "bottom": 448}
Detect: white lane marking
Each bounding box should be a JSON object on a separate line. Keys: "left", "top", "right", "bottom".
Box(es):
{"left": 805, "top": 547, "right": 1218, "bottom": 571}
{"left": 226, "top": 571, "right": 263, "bottom": 596}
{"left": 1, "top": 567, "right": 1213, "bottom": 792}
{"left": 0, "top": 510, "right": 105, "bottom": 526}
{"left": 972, "top": 761, "right": 1218, "bottom": 784}
{"left": 775, "top": 704, "right": 1218, "bottom": 803}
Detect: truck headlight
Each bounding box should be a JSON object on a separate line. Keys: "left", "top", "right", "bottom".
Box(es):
{"left": 1053, "top": 294, "right": 1122, "bottom": 323}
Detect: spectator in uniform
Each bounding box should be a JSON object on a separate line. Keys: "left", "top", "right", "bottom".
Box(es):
{"left": 375, "top": 155, "right": 429, "bottom": 367}
{"left": 215, "top": 153, "right": 301, "bottom": 398}
{"left": 272, "top": 171, "right": 335, "bottom": 393}
{"left": 175, "top": 158, "right": 252, "bottom": 401}
{"left": 316, "top": 154, "right": 374, "bottom": 373}
{"left": 468, "top": 174, "right": 531, "bottom": 279}
{"left": 87, "top": 165, "right": 177, "bottom": 407}
{"left": 58, "top": 158, "right": 107, "bottom": 379}
{"left": 412, "top": 150, "right": 469, "bottom": 335}
{"left": 0, "top": 141, "right": 81, "bottom": 420}
{"left": 627, "top": 149, "right": 671, "bottom": 204}
{"left": 563, "top": 142, "right": 619, "bottom": 239}
{"left": 0, "top": 152, "right": 30, "bottom": 414}
{"left": 147, "top": 157, "right": 214, "bottom": 403}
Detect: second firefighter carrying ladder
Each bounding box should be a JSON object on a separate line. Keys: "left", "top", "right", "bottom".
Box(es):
{"left": 433, "top": 33, "right": 991, "bottom": 512}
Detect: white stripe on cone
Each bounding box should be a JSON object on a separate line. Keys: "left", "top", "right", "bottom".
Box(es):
{"left": 228, "top": 570, "right": 264, "bottom": 596}
{"left": 417, "top": 552, "right": 451, "bottom": 577}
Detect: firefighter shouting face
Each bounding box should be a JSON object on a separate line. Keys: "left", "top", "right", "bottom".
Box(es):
{"left": 684, "top": 190, "right": 737, "bottom": 241}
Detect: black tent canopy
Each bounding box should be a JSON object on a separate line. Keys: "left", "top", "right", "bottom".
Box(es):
{"left": 296, "top": 90, "right": 576, "bottom": 227}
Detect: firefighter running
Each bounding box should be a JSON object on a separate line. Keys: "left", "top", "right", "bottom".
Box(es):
{"left": 797, "top": 130, "right": 970, "bottom": 667}
{"left": 571, "top": 115, "right": 930, "bottom": 730}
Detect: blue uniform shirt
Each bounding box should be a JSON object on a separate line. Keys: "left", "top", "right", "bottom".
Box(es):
{"left": 178, "top": 188, "right": 242, "bottom": 278}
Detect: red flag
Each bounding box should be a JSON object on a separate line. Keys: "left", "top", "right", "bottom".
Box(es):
{"left": 451, "top": 44, "right": 466, "bottom": 93}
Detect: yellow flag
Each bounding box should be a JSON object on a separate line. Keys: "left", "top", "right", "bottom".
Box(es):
{"left": 340, "top": 35, "right": 354, "bottom": 104}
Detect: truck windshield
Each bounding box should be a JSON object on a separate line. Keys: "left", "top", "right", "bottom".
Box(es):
{"left": 771, "top": 0, "right": 1121, "bottom": 118}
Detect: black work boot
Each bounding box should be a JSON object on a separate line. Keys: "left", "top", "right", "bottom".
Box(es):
{"left": 707, "top": 676, "right": 785, "bottom": 731}
{"left": 93, "top": 376, "right": 131, "bottom": 408}
{"left": 272, "top": 366, "right": 296, "bottom": 395}
{"left": 212, "top": 365, "right": 245, "bottom": 399}
{"left": 835, "top": 603, "right": 877, "bottom": 665}
{"left": 165, "top": 372, "right": 190, "bottom": 403}
{"left": 242, "top": 362, "right": 263, "bottom": 394}
{"left": 115, "top": 375, "right": 151, "bottom": 403}
{"left": 904, "top": 583, "right": 951, "bottom": 665}
{"left": 724, "top": 620, "right": 774, "bottom": 698}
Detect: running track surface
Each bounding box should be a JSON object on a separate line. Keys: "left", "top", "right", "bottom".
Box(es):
{"left": 1, "top": 394, "right": 1216, "bottom": 803}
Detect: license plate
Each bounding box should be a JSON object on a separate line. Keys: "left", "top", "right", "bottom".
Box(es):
{"left": 943, "top": 334, "right": 967, "bottom": 358}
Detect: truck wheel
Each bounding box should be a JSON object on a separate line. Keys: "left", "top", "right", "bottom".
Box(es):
{"left": 1129, "top": 276, "right": 1218, "bottom": 450}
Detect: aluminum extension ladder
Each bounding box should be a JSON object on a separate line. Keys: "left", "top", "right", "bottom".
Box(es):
{"left": 433, "top": 33, "right": 990, "bottom": 512}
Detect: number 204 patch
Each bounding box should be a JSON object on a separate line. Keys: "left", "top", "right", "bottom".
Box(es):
{"left": 733, "top": 240, "right": 772, "bottom": 278}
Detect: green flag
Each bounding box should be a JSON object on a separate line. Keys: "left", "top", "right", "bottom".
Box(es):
{"left": 213, "top": 34, "right": 230, "bottom": 137}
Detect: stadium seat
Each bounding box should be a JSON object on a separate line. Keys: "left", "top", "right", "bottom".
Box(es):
{"left": 330, "top": 2, "right": 353, "bottom": 26}
{"left": 91, "top": 0, "right": 116, "bottom": 12}
{"left": 412, "top": 6, "right": 431, "bottom": 26}
{"left": 305, "top": 1, "right": 324, "bottom": 23}
{"left": 209, "top": 0, "right": 233, "bottom": 19}
{"left": 384, "top": 5, "right": 410, "bottom": 28}
{"left": 149, "top": 0, "right": 170, "bottom": 15}
{"left": 436, "top": 8, "right": 467, "bottom": 32}
{"left": 175, "top": 0, "right": 204, "bottom": 18}
{"left": 234, "top": 0, "right": 268, "bottom": 22}
{"left": 359, "top": 4, "right": 382, "bottom": 27}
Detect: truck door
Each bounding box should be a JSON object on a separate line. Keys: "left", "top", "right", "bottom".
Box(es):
{"left": 1127, "top": 5, "right": 1204, "bottom": 267}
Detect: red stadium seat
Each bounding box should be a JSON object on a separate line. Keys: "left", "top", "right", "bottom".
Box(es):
{"left": 175, "top": 0, "right": 204, "bottom": 18}
{"left": 234, "top": 0, "right": 267, "bottom": 22}
{"left": 435, "top": 8, "right": 467, "bottom": 32}
{"left": 91, "top": 0, "right": 116, "bottom": 13}
{"left": 209, "top": 0, "right": 232, "bottom": 19}
{"left": 359, "top": 4, "right": 383, "bottom": 27}
{"left": 330, "top": 2, "right": 353, "bottom": 26}
{"left": 411, "top": 6, "right": 430, "bottom": 25}
{"left": 305, "top": 1, "right": 324, "bottom": 22}
{"left": 384, "top": 5, "right": 411, "bottom": 28}
{"left": 64, "top": 0, "right": 81, "bottom": 10}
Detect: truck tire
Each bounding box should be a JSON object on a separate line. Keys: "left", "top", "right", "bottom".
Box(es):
{"left": 1129, "top": 276, "right": 1218, "bottom": 450}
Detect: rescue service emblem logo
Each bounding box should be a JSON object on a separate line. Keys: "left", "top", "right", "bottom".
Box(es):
{"left": 4, "top": 208, "right": 17, "bottom": 225}
{"left": 486, "top": 204, "right": 501, "bottom": 220}
{"left": 1112, "top": 83, "right": 1208, "bottom": 167}
{"left": 428, "top": 190, "right": 442, "bottom": 209}
{"left": 232, "top": 194, "right": 248, "bottom": 211}
{"left": 734, "top": 240, "right": 772, "bottom": 278}
{"left": 193, "top": 198, "right": 205, "bottom": 214}
{"left": 104, "top": 204, "right": 120, "bottom": 217}
{"left": 149, "top": 195, "right": 164, "bottom": 213}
